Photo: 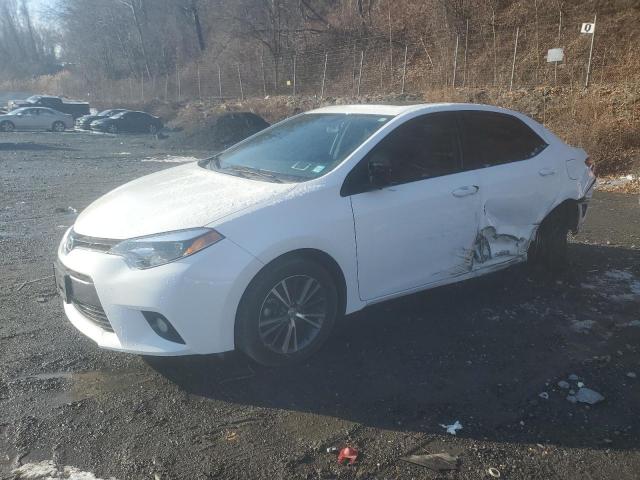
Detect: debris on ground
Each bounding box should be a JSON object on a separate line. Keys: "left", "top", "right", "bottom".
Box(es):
{"left": 440, "top": 420, "right": 463, "bottom": 435}
{"left": 568, "top": 374, "right": 580, "bottom": 381}
{"left": 575, "top": 387, "right": 605, "bottom": 405}
{"left": 400, "top": 452, "right": 460, "bottom": 471}
{"left": 337, "top": 447, "right": 358, "bottom": 465}
{"left": 538, "top": 392, "right": 549, "bottom": 400}
{"left": 627, "top": 372, "right": 637, "bottom": 379}
{"left": 488, "top": 466, "right": 502, "bottom": 478}
{"left": 557, "top": 380, "right": 570, "bottom": 389}
{"left": 566, "top": 395, "right": 578, "bottom": 404}
{"left": 54, "top": 206, "right": 77, "bottom": 214}
{"left": 326, "top": 446, "right": 338, "bottom": 453}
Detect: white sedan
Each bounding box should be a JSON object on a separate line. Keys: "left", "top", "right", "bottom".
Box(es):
{"left": 0, "top": 107, "right": 74, "bottom": 132}
{"left": 56, "top": 103, "right": 595, "bottom": 366}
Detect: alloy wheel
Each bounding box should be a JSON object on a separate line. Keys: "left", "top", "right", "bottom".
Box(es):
{"left": 258, "top": 275, "right": 327, "bottom": 354}
{"left": 1, "top": 121, "right": 15, "bottom": 132}
{"left": 53, "top": 121, "right": 65, "bottom": 132}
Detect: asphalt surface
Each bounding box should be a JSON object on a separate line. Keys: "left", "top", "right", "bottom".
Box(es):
{"left": 1, "top": 131, "right": 640, "bottom": 480}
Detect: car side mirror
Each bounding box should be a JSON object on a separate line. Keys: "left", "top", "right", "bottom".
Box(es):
{"left": 368, "top": 156, "right": 392, "bottom": 189}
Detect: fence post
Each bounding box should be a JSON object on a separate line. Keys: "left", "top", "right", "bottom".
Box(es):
{"left": 164, "top": 73, "right": 168, "bottom": 100}
{"left": 320, "top": 52, "right": 328, "bottom": 99}
{"left": 463, "top": 19, "right": 469, "bottom": 87}
{"left": 401, "top": 45, "right": 408, "bottom": 93}
{"left": 261, "top": 55, "right": 267, "bottom": 96}
{"left": 388, "top": 4, "right": 393, "bottom": 83}
{"left": 509, "top": 26, "right": 519, "bottom": 91}
{"left": 357, "top": 50, "right": 364, "bottom": 96}
{"left": 492, "top": 9, "right": 497, "bottom": 86}
{"left": 293, "top": 55, "right": 297, "bottom": 97}
{"left": 176, "top": 63, "right": 180, "bottom": 101}
{"left": 141, "top": 75, "right": 144, "bottom": 102}
{"left": 452, "top": 35, "right": 459, "bottom": 87}
{"left": 585, "top": 13, "right": 597, "bottom": 88}
{"left": 197, "top": 63, "right": 202, "bottom": 100}
{"left": 129, "top": 77, "right": 133, "bottom": 102}
{"left": 237, "top": 64, "right": 244, "bottom": 100}
{"left": 217, "top": 64, "right": 222, "bottom": 99}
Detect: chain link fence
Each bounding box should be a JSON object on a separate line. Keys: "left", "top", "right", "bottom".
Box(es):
{"left": 38, "top": 10, "right": 638, "bottom": 106}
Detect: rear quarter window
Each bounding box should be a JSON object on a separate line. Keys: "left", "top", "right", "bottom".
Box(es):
{"left": 460, "top": 111, "right": 548, "bottom": 170}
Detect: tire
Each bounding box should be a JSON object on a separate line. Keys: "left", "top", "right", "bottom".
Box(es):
{"left": 52, "top": 121, "right": 65, "bottom": 132}
{"left": 107, "top": 124, "right": 117, "bottom": 134}
{"left": 528, "top": 208, "right": 570, "bottom": 272}
{"left": 235, "top": 256, "right": 339, "bottom": 366}
{"left": 0, "top": 121, "right": 15, "bottom": 132}
{"left": 148, "top": 124, "right": 158, "bottom": 134}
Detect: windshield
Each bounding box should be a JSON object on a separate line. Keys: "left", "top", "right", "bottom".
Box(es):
{"left": 207, "top": 113, "right": 391, "bottom": 182}
{"left": 111, "top": 112, "right": 126, "bottom": 119}
{"left": 9, "top": 108, "right": 26, "bottom": 115}
{"left": 25, "top": 95, "right": 40, "bottom": 102}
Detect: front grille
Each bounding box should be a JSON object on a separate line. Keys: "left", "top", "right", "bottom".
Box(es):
{"left": 73, "top": 300, "right": 114, "bottom": 332}
{"left": 70, "top": 231, "right": 118, "bottom": 253}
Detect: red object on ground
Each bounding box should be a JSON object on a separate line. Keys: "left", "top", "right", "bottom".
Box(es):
{"left": 337, "top": 447, "right": 359, "bottom": 465}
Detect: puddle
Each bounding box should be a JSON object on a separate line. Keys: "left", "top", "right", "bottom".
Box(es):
{"left": 18, "top": 369, "right": 149, "bottom": 404}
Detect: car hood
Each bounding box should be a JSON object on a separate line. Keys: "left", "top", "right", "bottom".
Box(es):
{"left": 73, "top": 162, "right": 296, "bottom": 239}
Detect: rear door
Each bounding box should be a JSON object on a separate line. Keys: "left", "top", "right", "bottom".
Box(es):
{"left": 35, "top": 108, "right": 55, "bottom": 129}
{"left": 347, "top": 112, "right": 482, "bottom": 301}
{"left": 458, "top": 110, "right": 558, "bottom": 267}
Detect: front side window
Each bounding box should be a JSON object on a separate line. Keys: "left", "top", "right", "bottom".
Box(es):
{"left": 460, "top": 111, "right": 547, "bottom": 170}
{"left": 343, "top": 112, "right": 462, "bottom": 194}
{"left": 205, "top": 113, "right": 392, "bottom": 182}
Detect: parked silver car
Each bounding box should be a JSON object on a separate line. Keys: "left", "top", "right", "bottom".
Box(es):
{"left": 0, "top": 107, "right": 74, "bottom": 132}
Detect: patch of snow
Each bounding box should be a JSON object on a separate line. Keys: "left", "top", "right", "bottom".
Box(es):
{"left": 440, "top": 420, "right": 463, "bottom": 435}
{"left": 571, "top": 319, "right": 595, "bottom": 333}
{"left": 605, "top": 270, "right": 633, "bottom": 281}
{"left": 141, "top": 155, "right": 199, "bottom": 163}
{"left": 12, "top": 461, "right": 117, "bottom": 479}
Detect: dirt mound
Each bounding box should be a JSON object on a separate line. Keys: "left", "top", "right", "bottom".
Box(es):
{"left": 166, "top": 111, "right": 269, "bottom": 152}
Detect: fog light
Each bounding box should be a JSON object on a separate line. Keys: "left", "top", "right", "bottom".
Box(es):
{"left": 142, "top": 311, "right": 185, "bottom": 344}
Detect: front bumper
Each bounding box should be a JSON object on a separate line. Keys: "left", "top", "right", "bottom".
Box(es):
{"left": 56, "top": 239, "right": 263, "bottom": 356}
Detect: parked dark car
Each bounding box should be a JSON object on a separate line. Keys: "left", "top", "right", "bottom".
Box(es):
{"left": 90, "top": 111, "right": 163, "bottom": 134}
{"left": 75, "top": 109, "right": 127, "bottom": 130}
{"left": 8, "top": 95, "right": 90, "bottom": 119}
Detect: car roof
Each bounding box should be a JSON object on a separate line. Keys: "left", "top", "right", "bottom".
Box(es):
{"left": 306, "top": 103, "right": 524, "bottom": 117}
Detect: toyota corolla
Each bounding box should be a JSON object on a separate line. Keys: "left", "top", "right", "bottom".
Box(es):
{"left": 56, "top": 104, "right": 595, "bottom": 366}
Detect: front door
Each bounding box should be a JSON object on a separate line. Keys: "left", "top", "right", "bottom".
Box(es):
{"left": 347, "top": 112, "right": 481, "bottom": 301}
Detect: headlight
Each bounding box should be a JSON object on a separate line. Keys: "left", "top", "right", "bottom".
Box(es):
{"left": 108, "top": 228, "right": 224, "bottom": 269}
{"left": 60, "top": 226, "right": 73, "bottom": 255}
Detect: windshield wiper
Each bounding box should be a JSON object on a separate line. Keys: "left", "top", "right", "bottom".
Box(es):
{"left": 226, "top": 166, "right": 283, "bottom": 183}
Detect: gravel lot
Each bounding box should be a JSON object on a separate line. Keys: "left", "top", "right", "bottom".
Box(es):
{"left": 1, "top": 131, "right": 640, "bottom": 480}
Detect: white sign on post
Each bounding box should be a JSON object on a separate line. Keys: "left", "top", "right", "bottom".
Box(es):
{"left": 546, "top": 48, "right": 564, "bottom": 63}
{"left": 581, "top": 22, "right": 595, "bottom": 34}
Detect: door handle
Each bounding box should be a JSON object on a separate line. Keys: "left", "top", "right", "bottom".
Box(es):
{"left": 452, "top": 185, "right": 479, "bottom": 198}
{"left": 539, "top": 168, "right": 556, "bottom": 176}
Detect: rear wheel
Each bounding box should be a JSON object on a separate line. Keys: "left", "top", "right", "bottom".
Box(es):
{"left": 528, "top": 208, "right": 570, "bottom": 272}
{"left": 0, "top": 121, "right": 15, "bottom": 132}
{"left": 148, "top": 124, "right": 158, "bottom": 134}
{"left": 52, "top": 121, "right": 65, "bottom": 132}
{"left": 235, "top": 256, "right": 339, "bottom": 366}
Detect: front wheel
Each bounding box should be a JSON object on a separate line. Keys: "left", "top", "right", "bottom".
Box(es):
{"left": 148, "top": 124, "right": 158, "bottom": 134}
{"left": 107, "top": 124, "right": 117, "bottom": 134}
{"left": 235, "top": 257, "right": 339, "bottom": 366}
{"left": 0, "top": 121, "right": 15, "bottom": 132}
{"left": 52, "top": 121, "right": 65, "bottom": 132}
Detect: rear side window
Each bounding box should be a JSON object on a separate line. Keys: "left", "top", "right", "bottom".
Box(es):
{"left": 368, "top": 112, "right": 461, "bottom": 184}
{"left": 459, "top": 111, "right": 547, "bottom": 170}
